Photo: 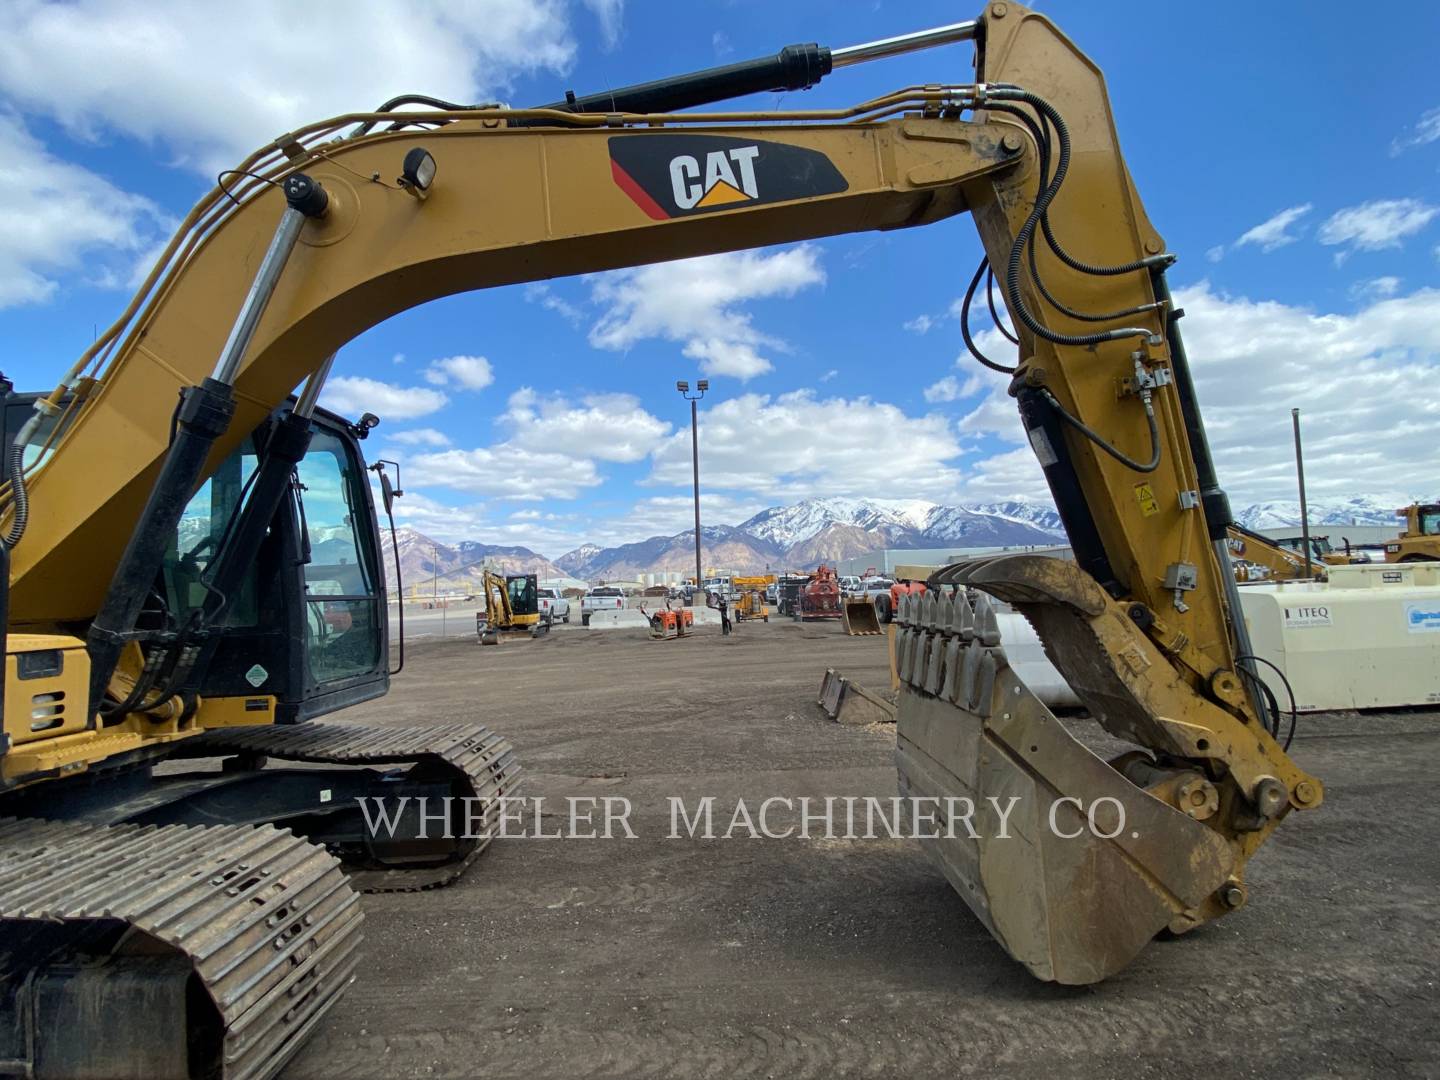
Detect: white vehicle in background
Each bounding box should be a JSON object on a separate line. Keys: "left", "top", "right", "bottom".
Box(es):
{"left": 701, "top": 575, "right": 734, "bottom": 602}
{"left": 581, "top": 586, "right": 627, "bottom": 626}
{"left": 536, "top": 586, "right": 570, "bottom": 625}
{"left": 839, "top": 575, "right": 862, "bottom": 596}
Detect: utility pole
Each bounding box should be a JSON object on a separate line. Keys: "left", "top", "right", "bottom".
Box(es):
{"left": 677, "top": 379, "right": 709, "bottom": 600}
{"left": 1292, "top": 408, "right": 1313, "bottom": 578}
{"left": 431, "top": 544, "right": 439, "bottom": 605}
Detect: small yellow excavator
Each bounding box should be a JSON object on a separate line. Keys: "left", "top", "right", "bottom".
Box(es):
{"left": 476, "top": 570, "right": 550, "bottom": 644}
{"left": 1385, "top": 503, "right": 1440, "bottom": 562}
{"left": 0, "top": 3, "right": 1328, "bottom": 1071}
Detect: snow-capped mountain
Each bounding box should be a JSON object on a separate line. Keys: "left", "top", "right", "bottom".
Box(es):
{"left": 969, "top": 500, "right": 1067, "bottom": 535}
{"left": 379, "top": 526, "right": 562, "bottom": 590}
{"left": 1233, "top": 495, "right": 1416, "bottom": 530}
{"left": 562, "top": 525, "right": 785, "bottom": 581}
{"left": 737, "top": 497, "right": 1060, "bottom": 550}
{"left": 554, "top": 543, "right": 604, "bottom": 577}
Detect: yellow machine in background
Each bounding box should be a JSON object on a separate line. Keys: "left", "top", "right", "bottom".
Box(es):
{"left": 0, "top": 3, "right": 1331, "bottom": 1069}
{"left": 1386, "top": 503, "right": 1440, "bottom": 562}
{"left": 1226, "top": 523, "right": 1326, "bottom": 581}
{"left": 732, "top": 575, "right": 774, "bottom": 622}
{"left": 477, "top": 570, "right": 550, "bottom": 644}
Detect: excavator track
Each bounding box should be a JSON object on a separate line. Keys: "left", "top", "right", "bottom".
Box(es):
{"left": 0, "top": 817, "right": 362, "bottom": 1080}
{"left": 174, "top": 720, "right": 520, "bottom": 892}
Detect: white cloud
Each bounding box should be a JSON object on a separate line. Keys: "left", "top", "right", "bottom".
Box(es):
{"left": 1234, "top": 204, "right": 1312, "bottom": 253}
{"left": 406, "top": 444, "right": 602, "bottom": 499}
{"left": 424, "top": 355, "right": 494, "bottom": 391}
{"left": 501, "top": 388, "right": 670, "bottom": 462}
{"left": 388, "top": 427, "right": 452, "bottom": 447}
{"left": 1350, "top": 276, "right": 1401, "bottom": 301}
{"left": 385, "top": 490, "right": 488, "bottom": 540}
{"left": 575, "top": 492, "right": 770, "bottom": 549}
{"left": 924, "top": 375, "right": 962, "bottom": 403}
{"left": 946, "top": 282, "right": 1440, "bottom": 505}
{"left": 819, "top": 369, "right": 839, "bottom": 383}
{"left": 321, "top": 376, "right": 447, "bottom": 420}
{"left": 959, "top": 445, "right": 1050, "bottom": 502}
{"left": 0, "top": 114, "right": 167, "bottom": 308}
{"left": 904, "top": 314, "right": 936, "bottom": 334}
{"left": 712, "top": 31, "right": 733, "bottom": 57}
{"left": 1205, "top": 245, "right": 1226, "bottom": 264}
{"left": 0, "top": 0, "right": 578, "bottom": 175}
{"left": 1318, "top": 199, "right": 1438, "bottom": 259}
{"left": 581, "top": 0, "right": 624, "bottom": 50}
{"left": 648, "top": 390, "right": 965, "bottom": 501}
{"left": 587, "top": 246, "right": 825, "bottom": 380}
{"left": 524, "top": 282, "right": 583, "bottom": 326}
{"left": 1391, "top": 106, "right": 1440, "bottom": 156}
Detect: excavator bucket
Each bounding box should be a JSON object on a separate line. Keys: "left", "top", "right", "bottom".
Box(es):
{"left": 841, "top": 596, "right": 882, "bottom": 635}
{"left": 893, "top": 558, "right": 1236, "bottom": 985}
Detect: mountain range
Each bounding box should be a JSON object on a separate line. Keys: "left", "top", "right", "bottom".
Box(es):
{"left": 380, "top": 493, "right": 1412, "bottom": 588}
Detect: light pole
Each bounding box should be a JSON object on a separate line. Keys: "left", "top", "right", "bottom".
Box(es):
{"left": 1292, "top": 408, "right": 1313, "bottom": 578}
{"left": 677, "top": 379, "right": 709, "bottom": 599}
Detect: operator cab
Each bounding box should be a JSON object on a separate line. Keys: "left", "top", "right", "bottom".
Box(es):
{"left": 2, "top": 394, "right": 390, "bottom": 723}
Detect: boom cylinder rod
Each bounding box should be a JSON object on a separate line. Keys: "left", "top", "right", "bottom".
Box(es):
{"left": 830, "top": 21, "right": 979, "bottom": 67}
{"left": 294, "top": 352, "right": 337, "bottom": 419}
{"left": 212, "top": 206, "right": 308, "bottom": 385}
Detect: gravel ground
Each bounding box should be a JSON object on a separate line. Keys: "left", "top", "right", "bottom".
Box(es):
{"left": 284, "top": 619, "right": 1440, "bottom": 1079}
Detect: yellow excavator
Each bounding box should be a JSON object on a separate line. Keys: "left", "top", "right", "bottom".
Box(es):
{"left": 0, "top": 4, "right": 1324, "bottom": 1073}
{"left": 476, "top": 570, "right": 550, "bottom": 644}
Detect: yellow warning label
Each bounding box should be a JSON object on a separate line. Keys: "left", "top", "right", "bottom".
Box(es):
{"left": 1134, "top": 482, "right": 1160, "bottom": 516}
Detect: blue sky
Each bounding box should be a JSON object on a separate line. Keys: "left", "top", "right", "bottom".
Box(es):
{"left": 2, "top": 0, "right": 1437, "bottom": 557}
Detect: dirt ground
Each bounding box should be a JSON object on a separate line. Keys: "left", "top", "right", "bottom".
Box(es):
{"left": 286, "top": 619, "right": 1440, "bottom": 1079}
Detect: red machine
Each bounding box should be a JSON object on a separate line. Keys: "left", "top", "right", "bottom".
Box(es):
{"left": 800, "top": 564, "right": 843, "bottom": 620}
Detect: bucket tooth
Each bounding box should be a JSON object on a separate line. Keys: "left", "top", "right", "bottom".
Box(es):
{"left": 923, "top": 634, "right": 947, "bottom": 696}
{"left": 959, "top": 640, "right": 983, "bottom": 708}
{"left": 940, "top": 637, "right": 963, "bottom": 702}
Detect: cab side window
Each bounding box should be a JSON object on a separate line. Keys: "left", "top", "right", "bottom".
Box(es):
{"left": 298, "top": 431, "right": 380, "bottom": 684}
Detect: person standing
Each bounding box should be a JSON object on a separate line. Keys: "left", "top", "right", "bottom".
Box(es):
{"left": 718, "top": 593, "right": 731, "bottom": 636}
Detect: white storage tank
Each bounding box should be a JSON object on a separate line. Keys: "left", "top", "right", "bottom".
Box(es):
{"left": 1238, "top": 563, "right": 1440, "bottom": 711}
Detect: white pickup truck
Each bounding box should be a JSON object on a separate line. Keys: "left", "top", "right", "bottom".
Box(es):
{"left": 581, "top": 586, "right": 627, "bottom": 626}
{"left": 536, "top": 586, "right": 571, "bottom": 625}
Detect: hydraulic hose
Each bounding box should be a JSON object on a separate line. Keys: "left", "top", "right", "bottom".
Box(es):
{"left": 1039, "top": 388, "right": 1161, "bottom": 473}
{"left": 961, "top": 259, "right": 1018, "bottom": 374}
{"left": 984, "top": 87, "right": 1154, "bottom": 347}
{"left": 2, "top": 412, "right": 43, "bottom": 549}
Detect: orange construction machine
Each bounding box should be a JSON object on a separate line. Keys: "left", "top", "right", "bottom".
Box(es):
{"left": 799, "top": 564, "right": 843, "bottom": 620}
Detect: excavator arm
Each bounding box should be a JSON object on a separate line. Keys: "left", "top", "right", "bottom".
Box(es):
{"left": 1, "top": 2, "right": 1319, "bottom": 989}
